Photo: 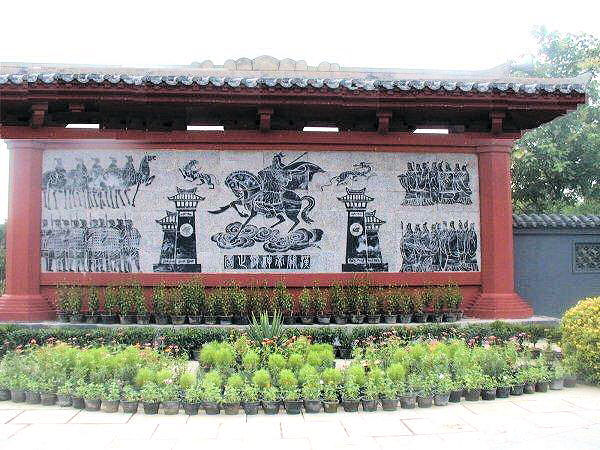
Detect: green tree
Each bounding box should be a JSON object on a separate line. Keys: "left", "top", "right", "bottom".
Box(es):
{"left": 511, "top": 27, "right": 600, "bottom": 214}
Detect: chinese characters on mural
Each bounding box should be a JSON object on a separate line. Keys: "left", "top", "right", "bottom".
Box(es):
{"left": 224, "top": 254, "right": 311, "bottom": 270}
{"left": 400, "top": 220, "right": 479, "bottom": 272}
{"left": 42, "top": 154, "right": 157, "bottom": 210}
{"left": 41, "top": 217, "right": 141, "bottom": 272}
{"left": 398, "top": 161, "right": 472, "bottom": 206}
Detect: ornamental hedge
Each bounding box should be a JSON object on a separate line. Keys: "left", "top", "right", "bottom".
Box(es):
{"left": 561, "top": 296, "right": 600, "bottom": 383}
{"left": 0, "top": 322, "right": 560, "bottom": 358}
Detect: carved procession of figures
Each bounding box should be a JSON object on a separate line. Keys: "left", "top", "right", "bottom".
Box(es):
{"left": 400, "top": 220, "right": 479, "bottom": 272}
{"left": 398, "top": 161, "right": 473, "bottom": 206}
{"left": 41, "top": 217, "right": 141, "bottom": 273}
{"left": 42, "top": 154, "right": 157, "bottom": 210}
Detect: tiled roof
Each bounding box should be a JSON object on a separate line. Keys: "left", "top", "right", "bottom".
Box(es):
{"left": 513, "top": 214, "right": 600, "bottom": 229}
{"left": 0, "top": 72, "right": 586, "bottom": 94}
{"left": 0, "top": 57, "right": 589, "bottom": 95}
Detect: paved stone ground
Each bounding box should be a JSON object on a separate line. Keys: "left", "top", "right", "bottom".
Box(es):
{"left": 1, "top": 385, "right": 599, "bottom": 450}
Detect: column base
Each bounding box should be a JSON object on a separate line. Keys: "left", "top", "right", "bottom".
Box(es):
{"left": 466, "top": 292, "right": 533, "bottom": 319}
{"left": 0, "top": 294, "right": 55, "bottom": 322}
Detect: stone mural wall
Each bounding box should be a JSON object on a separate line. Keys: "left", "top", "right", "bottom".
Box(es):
{"left": 39, "top": 149, "right": 480, "bottom": 273}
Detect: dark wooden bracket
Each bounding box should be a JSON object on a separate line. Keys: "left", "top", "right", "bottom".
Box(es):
{"left": 30, "top": 103, "right": 48, "bottom": 128}
{"left": 490, "top": 111, "right": 506, "bottom": 135}
{"left": 258, "top": 107, "right": 273, "bottom": 132}
{"left": 377, "top": 110, "right": 392, "bottom": 134}
{"left": 68, "top": 103, "right": 85, "bottom": 114}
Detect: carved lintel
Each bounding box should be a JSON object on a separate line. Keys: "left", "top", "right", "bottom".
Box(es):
{"left": 377, "top": 111, "right": 392, "bottom": 134}
{"left": 258, "top": 107, "right": 273, "bottom": 132}
{"left": 30, "top": 103, "right": 48, "bottom": 128}
{"left": 490, "top": 111, "right": 506, "bottom": 135}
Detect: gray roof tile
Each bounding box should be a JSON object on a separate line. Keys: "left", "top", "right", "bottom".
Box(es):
{"left": 513, "top": 214, "right": 600, "bottom": 229}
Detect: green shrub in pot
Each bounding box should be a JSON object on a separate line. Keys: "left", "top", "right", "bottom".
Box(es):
{"left": 161, "top": 384, "right": 180, "bottom": 415}
{"left": 462, "top": 368, "right": 484, "bottom": 401}
{"left": 261, "top": 385, "right": 281, "bottom": 415}
{"left": 83, "top": 383, "right": 104, "bottom": 411}
{"left": 267, "top": 353, "right": 287, "bottom": 376}
{"left": 379, "top": 378, "right": 399, "bottom": 411}
{"left": 274, "top": 282, "right": 293, "bottom": 322}
{"left": 322, "top": 367, "right": 343, "bottom": 387}
{"left": 301, "top": 378, "right": 322, "bottom": 413}
{"left": 330, "top": 283, "right": 347, "bottom": 324}
{"left": 345, "top": 364, "right": 367, "bottom": 388}
{"left": 201, "top": 381, "right": 222, "bottom": 415}
{"left": 287, "top": 353, "right": 304, "bottom": 372}
{"left": 362, "top": 379, "right": 380, "bottom": 412}
{"left": 341, "top": 380, "right": 361, "bottom": 412}
{"left": 183, "top": 384, "right": 202, "bottom": 415}
{"left": 299, "top": 288, "right": 313, "bottom": 324}
{"left": 242, "top": 349, "right": 261, "bottom": 373}
{"left": 433, "top": 373, "right": 454, "bottom": 406}
{"left": 251, "top": 369, "right": 271, "bottom": 389}
{"left": 222, "top": 383, "right": 241, "bottom": 415}
{"left": 140, "top": 382, "right": 163, "bottom": 414}
{"left": 241, "top": 383, "right": 260, "bottom": 415}
{"left": 298, "top": 364, "right": 319, "bottom": 385}
{"left": 102, "top": 380, "right": 121, "bottom": 412}
{"left": 322, "top": 383, "right": 340, "bottom": 413}
{"left": 121, "top": 385, "right": 140, "bottom": 414}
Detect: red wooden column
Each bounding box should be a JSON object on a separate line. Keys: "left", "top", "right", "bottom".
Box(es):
{"left": 467, "top": 142, "right": 533, "bottom": 318}
{"left": 0, "top": 140, "right": 54, "bottom": 321}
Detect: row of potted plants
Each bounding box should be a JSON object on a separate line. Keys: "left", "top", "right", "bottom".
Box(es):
{"left": 56, "top": 281, "right": 464, "bottom": 326}
{"left": 0, "top": 334, "right": 576, "bottom": 416}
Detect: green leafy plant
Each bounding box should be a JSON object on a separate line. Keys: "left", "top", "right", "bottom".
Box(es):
{"left": 231, "top": 284, "right": 247, "bottom": 318}
{"left": 103, "top": 285, "right": 120, "bottom": 315}
{"left": 152, "top": 283, "right": 168, "bottom": 316}
{"left": 342, "top": 380, "right": 360, "bottom": 400}
{"left": 140, "top": 382, "right": 164, "bottom": 403}
{"left": 182, "top": 279, "right": 204, "bottom": 316}
{"left": 330, "top": 283, "right": 347, "bottom": 317}
{"left": 200, "top": 382, "right": 222, "bottom": 403}
{"left": 312, "top": 284, "right": 327, "bottom": 316}
{"left": 248, "top": 311, "right": 283, "bottom": 344}
{"left": 242, "top": 349, "right": 261, "bottom": 372}
{"left": 168, "top": 287, "right": 185, "bottom": 316}
{"left": 241, "top": 383, "right": 259, "bottom": 402}
{"left": 121, "top": 385, "right": 141, "bottom": 402}
{"left": 87, "top": 287, "right": 100, "bottom": 315}
{"left": 252, "top": 369, "right": 271, "bottom": 389}
{"left": 301, "top": 379, "right": 321, "bottom": 400}
{"left": 223, "top": 384, "right": 241, "bottom": 403}
{"left": 274, "top": 282, "right": 293, "bottom": 317}
{"left": 204, "top": 291, "right": 218, "bottom": 317}
{"left": 119, "top": 285, "right": 136, "bottom": 315}
{"left": 299, "top": 288, "right": 313, "bottom": 317}
{"left": 103, "top": 380, "right": 121, "bottom": 401}
{"left": 261, "top": 386, "right": 279, "bottom": 402}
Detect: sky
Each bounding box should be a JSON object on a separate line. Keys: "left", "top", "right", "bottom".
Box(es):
{"left": 1, "top": 0, "right": 599, "bottom": 223}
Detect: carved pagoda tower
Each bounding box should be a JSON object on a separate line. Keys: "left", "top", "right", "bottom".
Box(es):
{"left": 364, "top": 210, "right": 388, "bottom": 271}
{"left": 153, "top": 187, "right": 204, "bottom": 272}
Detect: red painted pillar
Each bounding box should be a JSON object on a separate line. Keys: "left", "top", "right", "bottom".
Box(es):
{"left": 467, "top": 143, "right": 533, "bottom": 318}
{"left": 0, "top": 140, "right": 54, "bottom": 321}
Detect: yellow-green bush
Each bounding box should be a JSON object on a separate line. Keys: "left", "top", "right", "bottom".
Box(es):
{"left": 561, "top": 296, "right": 600, "bottom": 383}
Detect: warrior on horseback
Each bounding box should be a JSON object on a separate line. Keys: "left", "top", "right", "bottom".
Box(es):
{"left": 209, "top": 152, "right": 324, "bottom": 233}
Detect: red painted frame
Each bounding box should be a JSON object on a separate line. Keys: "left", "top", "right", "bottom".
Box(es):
{"left": 0, "top": 126, "right": 533, "bottom": 320}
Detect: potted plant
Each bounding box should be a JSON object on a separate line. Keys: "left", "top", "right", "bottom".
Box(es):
{"left": 182, "top": 384, "right": 202, "bottom": 415}
{"left": 118, "top": 285, "right": 136, "bottom": 325}
{"left": 330, "top": 283, "right": 347, "bottom": 325}
{"left": 133, "top": 284, "right": 150, "bottom": 325}
{"left": 68, "top": 286, "right": 84, "bottom": 322}
{"left": 162, "top": 383, "right": 181, "bottom": 415}
{"left": 383, "top": 289, "right": 397, "bottom": 324}
{"left": 261, "top": 386, "right": 280, "bottom": 415}
{"left": 56, "top": 380, "right": 73, "bottom": 407}
{"left": 433, "top": 373, "right": 454, "bottom": 406}
{"left": 550, "top": 364, "right": 566, "bottom": 390}
{"left": 496, "top": 373, "right": 513, "bottom": 398}
{"left": 379, "top": 378, "right": 398, "bottom": 411}
{"left": 25, "top": 379, "right": 41, "bottom": 404}
{"left": 443, "top": 284, "right": 462, "bottom": 322}
{"left": 365, "top": 288, "right": 381, "bottom": 324}
{"left": 416, "top": 375, "right": 434, "bottom": 408}
{"left": 341, "top": 380, "right": 361, "bottom": 412}
{"left": 521, "top": 366, "right": 537, "bottom": 394}
{"left": 121, "top": 385, "right": 140, "bottom": 414}
{"left": 102, "top": 285, "right": 120, "bottom": 324}
{"left": 222, "top": 383, "right": 241, "bottom": 415}
{"left": 72, "top": 381, "right": 87, "bottom": 409}
{"left": 299, "top": 288, "right": 314, "bottom": 325}
{"left": 183, "top": 279, "right": 204, "bottom": 325}
{"left": 86, "top": 286, "right": 100, "bottom": 323}
{"left": 56, "top": 284, "right": 71, "bottom": 322}
{"left": 201, "top": 381, "right": 222, "bottom": 415}
{"left": 83, "top": 383, "right": 103, "bottom": 411}
{"left": 279, "top": 369, "right": 302, "bottom": 414}
{"left": 431, "top": 286, "right": 445, "bottom": 323}
{"left": 463, "top": 369, "right": 484, "bottom": 401}
{"left": 204, "top": 291, "right": 219, "bottom": 325}
{"left": 241, "top": 383, "right": 260, "bottom": 415}
{"left": 481, "top": 375, "right": 497, "bottom": 400}
{"left": 9, "top": 373, "right": 27, "bottom": 403}
{"left": 301, "top": 379, "right": 322, "bottom": 413}
{"left": 102, "top": 380, "right": 121, "bottom": 413}
{"left": 362, "top": 379, "right": 379, "bottom": 412}
{"left": 153, "top": 283, "right": 170, "bottom": 325}
{"left": 39, "top": 378, "right": 58, "bottom": 406}
{"left": 511, "top": 369, "right": 526, "bottom": 396}
{"left": 562, "top": 355, "right": 577, "bottom": 387}
{"left": 534, "top": 365, "right": 551, "bottom": 392}
{"left": 140, "top": 382, "right": 163, "bottom": 414}
{"left": 274, "top": 282, "right": 294, "bottom": 325}
{"left": 313, "top": 285, "right": 330, "bottom": 325}
{"left": 232, "top": 284, "right": 249, "bottom": 325}
{"left": 348, "top": 282, "right": 366, "bottom": 324}
{"left": 169, "top": 286, "right": 186, "bottom": 325}
{"left": 398, "top": 288, "right": 413, "bottom": 323}
{"left": 322, "top": 384, "right": 340, "bottom": 413}
{"left": 217, "top": 287, "right": 233, "bottom": 325}
{"left": 411, "top": 290, "right": 426, "bottom": 323}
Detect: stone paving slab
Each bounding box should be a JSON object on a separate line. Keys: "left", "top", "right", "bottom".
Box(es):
{"left": 0, "top": 385, "right": 599, "bottom": 449}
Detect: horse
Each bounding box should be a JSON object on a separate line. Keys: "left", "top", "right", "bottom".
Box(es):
{"left": 179, "top": 159, "right": 217, "bottom": 189}
{"left": 131, "top": 153, "right": 157, "bottom": 207}
{"left": 320, "top": 161, "right": 373, "bottom": 191}
{"left": 209, "top": 170, "right": 316, "bottom": 234}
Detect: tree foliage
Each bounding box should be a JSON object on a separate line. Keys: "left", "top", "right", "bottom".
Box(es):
{"left": 511, "top": 27, "right": 600, "bottom": 214}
